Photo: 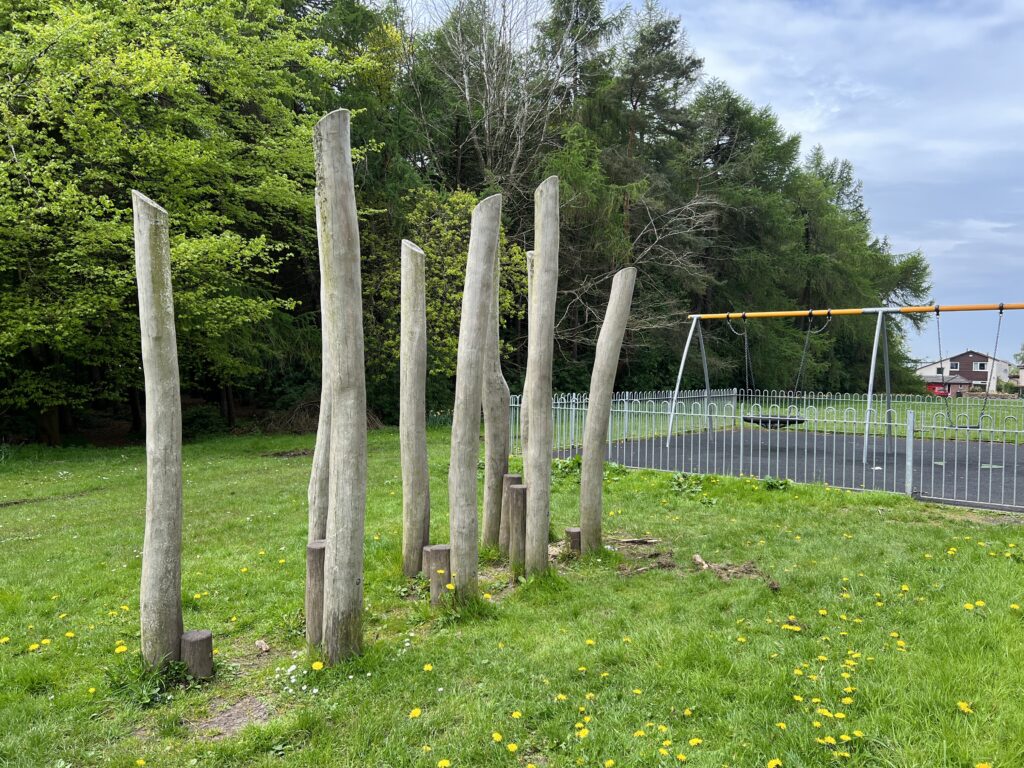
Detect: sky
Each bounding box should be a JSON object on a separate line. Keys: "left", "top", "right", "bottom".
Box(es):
{"left": 669, "top": 0, "right": 1024, "bottom": 365}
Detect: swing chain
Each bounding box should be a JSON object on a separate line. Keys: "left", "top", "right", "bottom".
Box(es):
{"left": 793, "top": 309, "right": 830, "bottom": 393}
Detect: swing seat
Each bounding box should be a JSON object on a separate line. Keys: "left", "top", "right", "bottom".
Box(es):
{"left": 742, "top": 415, "right": 806, "bottom": 429}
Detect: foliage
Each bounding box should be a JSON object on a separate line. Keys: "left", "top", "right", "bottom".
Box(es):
{"left": 762, "top": 476, "right": 793, "bottom": 491}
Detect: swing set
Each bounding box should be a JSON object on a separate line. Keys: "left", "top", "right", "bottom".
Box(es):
{"left": 667, "top": 302, "right": 1023, "bottom": 464}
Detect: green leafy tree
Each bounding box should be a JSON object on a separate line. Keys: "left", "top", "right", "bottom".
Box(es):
{"left": 0, "top": 0, "right": 369, "bottom": 441}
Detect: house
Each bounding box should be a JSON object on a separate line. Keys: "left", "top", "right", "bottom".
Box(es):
{"left": 915, "top": 350, "right": 1012, "bottom": 395}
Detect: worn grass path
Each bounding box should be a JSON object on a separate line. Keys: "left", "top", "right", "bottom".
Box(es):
{"left": 1, "top": 429, "right": 1023, "bottom": 767}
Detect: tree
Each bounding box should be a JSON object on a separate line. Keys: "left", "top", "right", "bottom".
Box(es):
{"left": 0, "top": 0, "right": 367, "bottom": 440}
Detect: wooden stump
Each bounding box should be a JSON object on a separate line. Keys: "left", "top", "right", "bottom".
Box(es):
{"left": 305, "top": 539, "right": 326, "bottom": 646}
{"left": 565, "top": 527, "right": 582, "bottom": 555}
{"left": 180, "top": 629, "right": 213, "bottom": 679}
{"left": 423, "top": 544, "right": 452, "bottom": 606}
{"left": 498, "top": 473, "right": 523, "bottom": 556}
{"left": 508, "top": 484, "right": 527, "bottom": 576}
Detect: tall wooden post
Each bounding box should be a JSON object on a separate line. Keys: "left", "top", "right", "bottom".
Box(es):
{"left": 133, "top": 191, "right": 184, "bottom": 668}
{"left": 448, "top": 194, "right": 501, "bottom": 600}
{"left": 524, "top": 177, "right": 558, "bottom": 575}
{"left": 481, "top": 233, "right": 509, "bottom": 549}
{"left": 400, "top": 240, "right": 431, "bottom": 577}
{"left": 580, "top": 268, "right": 636, "bottom": 553}
{"left": 315, "top": 109, "right": 367, "bottom": 664}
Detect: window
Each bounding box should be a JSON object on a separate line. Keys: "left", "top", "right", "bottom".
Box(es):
{"left": 949, "top": 362, "right": 960, "bottom": 371}
{"left": 974, "top": 361, "right": 988, "bottom": 372}
{"left": 936, "top": 366, "right": 944, "bottom": 374}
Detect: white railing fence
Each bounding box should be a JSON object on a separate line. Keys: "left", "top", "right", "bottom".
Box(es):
{"left": 509, "top": 389, "right": 1024, "bottom": 512}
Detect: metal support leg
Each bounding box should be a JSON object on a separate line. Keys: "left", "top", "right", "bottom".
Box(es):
{"left": 881, "top": 314, "right": 893, "bottom": 450}
{"left": 862, "top": 311, "right": 884, "bottom": 465}
{"left": 666, "top": 316, "right": 698, "bottom": 446}
{"left": 905, "top": 410, "right": 915, "bottom": 497}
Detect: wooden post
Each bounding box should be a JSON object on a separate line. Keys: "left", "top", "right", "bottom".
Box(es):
{"left": 133, "top": 191, "right": 184, "bottom": 668}
{"left": 400, "top": 240, "right": 430, "bottom": 577}
{"left": 423, "top": 544, "right": 452, "bottom": 606}
{"left": 507, "top": 484, "right": 527, "bottom": 576}
{"left": 448, "top": 194, "right": 501, "bottom": 600}
{"left": 498, "top": 473, "right": 522, "bottom": 556}
{"left": 180, "top": 630, "right": 213, "bottom": 679}
{"left": 565, "top": 527, "right": 582, "bottom": 555}
{"left": 305, "top": 539, "right": 326, "bottom": 646}
{"left": 482, "top": 240, "right": 510, "bottom": 550}
{"left": 315, "top": 109, "right": 367, "bottom": 664}
{"left": 524, "top": 177, "right": 559, "bottom": 575}
{"left": 580, "top": 267, "right": 636, "bottom": 553}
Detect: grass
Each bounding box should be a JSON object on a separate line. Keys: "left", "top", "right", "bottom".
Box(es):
{"left": 1, "top": 428, "right": 1024, "bottom": 767}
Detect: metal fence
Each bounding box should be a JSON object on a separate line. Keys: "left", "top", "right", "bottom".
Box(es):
{"left": 509, "top": 389, "right": 1024, "bottom": 512}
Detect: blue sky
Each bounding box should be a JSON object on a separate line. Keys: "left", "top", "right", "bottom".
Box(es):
{"left": 671, "top": 0, "right": 1024, "bottom": 364}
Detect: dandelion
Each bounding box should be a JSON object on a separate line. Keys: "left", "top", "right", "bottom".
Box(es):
{"left": 688, "top": 738, "right": 702, "bottom": 746}
{"left": 852, "top": 730, "right": 864, "bottom": 738}
{"left": 136, "top": 761, "right": 146, "bottom": 767}
{"left": 437, "top": 760, "right": 451, "bottom": 768}
{"left": 577, "top": 728, "right": 589, "bottom": 739}
{"left": 632, "top": 689, "right": 643, "bottom": 695}
{"left": 775, "top": 722, "right": 786, "bottom": 730}
{"left": 1011, "top": 604, "right": 1020, "bottom": 611}
{"left": 64, "top": 632, "right": 75, "bottom": 638}
{"left": 676, "top": 755, "right": 687, "bottom": 763}
{"left": 976, "top": 763, "right": 993, "bottom": 768}
{"left": 767, "top": 760, "right": 783, "bottom": 768}
{"left": 88, "top": 687, "right": 96, "bottom": 694}
{"left": 483, "top": 593, "right": 492, "bottom": 600}
{"left": 311, "top": 661, "right": 324, "bottom": 671}
{"left": 423, "top": 663, "right": 433, "bottom": 672}
{"left": 409, "top": 708, "right": 422, "bottom": 719}
{"left": 633, "top": 730, "right": 646, "bottom": 737}
{"left": 445, "top": 583, "right": 455, "bottom": 591}
{"left": 421, "top": 745, "right": 432, "bottom": 752}
{"left": 603, "top": 760, "right": 615, "bottom": 768}
{"left": 506, "top": 743, "right": 518, "bottom": 753}
{"left": 40, "top": 638, "right": 50, "bottom": 645}
{"left": 193, "top": 593, "right": 202, "bottom": 600}
{"left": 958, "top": 701, "right": 974, "bottom": 714}
{"left": 586, "top": 639, "right": 596, "bottom": 645}
{"left": 556, "top": 693, "right": 567, "bottom": 701}
{"left": 793, "top": 695, "right": 804, "bottom": 702}
{"left": 976, "top": 600, "right": 986, "bottom": 607}
{"left": 278, "top": 559, "right": 286, "bottom": 564}
{"left": 0, "top": 636, "right": 8, "bottom": 644}
{"left": 240, "top": 567, "right": 248, "bottom": 573}
{"left": 511, "top": 711, "right": 522, "bottom": 719}
{"left": 964, "top": 603, "right": 975, "bottom": 611}
{"left": 491, "top": 732, "right": 502, "bottom": 742}
{"left": 682, "top": 708, "right": 693, "bottom": 717}
{"left": 114, "top": 645, "right": 128, "bottom": 654}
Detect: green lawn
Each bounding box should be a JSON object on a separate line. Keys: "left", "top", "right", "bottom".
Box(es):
{"left": 1, "top": 429, "right": 1023, "bottom": 767}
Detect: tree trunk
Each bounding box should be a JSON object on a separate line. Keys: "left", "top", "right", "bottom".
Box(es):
{"left": 524, "top": 177, "right": 559, "bottom": 575}
{"left": 315, "top": 109, "right": 367, "bottom": 664}
{"left": 400, "top": 239, "right": 431, "bottom": 577}
{"left": 448, "top": 194, "right": 501, "bottom": 600}
{"left": 481, "top": 242, "right": 509, "bottom": 549}
{"left": 132, "top": 190, "right": 184, "bottom": 668}
{"left": 580, "top": 267, "right": 636, "bottom": 553}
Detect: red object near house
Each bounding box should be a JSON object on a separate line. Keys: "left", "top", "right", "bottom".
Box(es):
{"left": 926, "top": 383, "right": 950, "bottom": 397}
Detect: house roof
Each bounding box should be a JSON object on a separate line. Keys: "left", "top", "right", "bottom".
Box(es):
{"left": 916, "top": 350, "right": 1013, "bottom": 368}
{"left": 920, "top": 374, "right": 972, "bottom": 385}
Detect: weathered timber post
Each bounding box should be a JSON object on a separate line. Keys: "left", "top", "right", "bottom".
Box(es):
{"left": 448, "top": 194, "right": 501, "bottom": 600}
{"left": 579, "top": 267, "right": 636, "bottom": 553}
{"left": 565, "top": 527, "right": 582, "bottom": 555}
{"left": 481, "top": 234, "right": 510, "bottom": 549}
{"left": 521, "top": 251, "right": 535, "bottom": 486}
{"left": 133, "top": 191, "right": 184, "bottom": 668}
{"left": 305, "top": 539, "right": 326, "bottom": 646}
{"left": 423, "top": 544, "right": 452, "bottom": 606}
{"left": 181, "top": 630, "right": 214, "bottom": 679}
{"left": 498, "top": 472, "right": 522, "bottom": 556}
{"left": 507, "top": 484, "right": 527, "bottom": 576}
{"left": 315, "top": 109, "right": 367, "bottom": 664}
{"left": 308, "top": 224, "right": 332, "bottom": 545}
{"left": 400, "top": 240, "right": 430, "bottom": 577}
{"left": 524, "top": 177, "right": 559, "bottom": 575}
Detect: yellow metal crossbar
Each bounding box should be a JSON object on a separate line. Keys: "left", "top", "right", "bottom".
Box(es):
{"left": 689, "top": 303, "right": 1024, "bottom": 321}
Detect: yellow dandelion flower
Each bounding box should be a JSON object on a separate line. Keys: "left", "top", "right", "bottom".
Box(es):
{"left": 556, "top": 693, "right": 567, "bottom": 701}
{"left": 632, "top": 688, "right": 642, "bottom": 695}
{"left": 793, "top": 695, "right": 804, "bottom": 702}
{"left": 511, "top": 710, "right": 522, "bottom": 719}
{"left": 676, "top": 755, "right": 687, "bottom": 762}
{"left": 311, "top": 661, "right": 324, "bottom": 671}
{"left": 0, "top": 636, "right": 8, "bottom": 644}
{"left": 776, "top": 722, "right": 786, "bottom": 730}
{"left": 64, "top": 632, "right": 75, "bottom": 639}
{"left": 445, "top": 583, "right": 455, "bottom": 591}
{"left": 577, "top": 728, "right": 589, "bottom": 739}
{"left": 586, "top": 639, "right": 596, "bottom": 645}
{"left": 422, "top": 745, "right": 432, "bottom": 752}
{"left": 409, "top": 708, "right": 422, "bottom": 719}
{"left": 603, "top": 760, "right": 614, "bottom": 768}
{"left": 423, "top": 663, "right": 433, "bottom": 672}
{"left": 491, "top": 731, "right": 502, "bottom": 742}
{"left": 136, "top": 761, "right": 146, "bottom": 767}
{"left": 958, "top": 701, "right": 974, "bottom": 714}
{"left": 662, "top": 739, "right": 672, "bottom": 747}
{"left": 767, "top": 760, "right": 783, "bottom": 768}
{"left": 964, "top": 603, "right": 975, "bottom": 611}
{"left": 40, "top": 638, "right": 50, "bottom": 645}
{"left": 633, "top": 730, "right": 646, "bottom": 737}
{"left": 114, "top": 645, "right": 128, "bottom": 654}
{"left": 976, "top": 600, "right": 986, "bottom": 607}
{"left": 506, "top": 743, "right": 517, "bottom": 753}
{"left": 437, "top": 760, "right": 451, "bottom": 768}
{"left": 240, "top": 567, "right": 248, "bottom": 573}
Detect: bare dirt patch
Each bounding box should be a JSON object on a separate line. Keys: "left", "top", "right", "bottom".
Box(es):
{"left": 261, "top": 449, "right": 313, "bottom": 458}
{"left": 192, "top": 695, "right": 271, "bottom": 740}
{"left": 607, "top": 536, "right": 677, "bottom": 575}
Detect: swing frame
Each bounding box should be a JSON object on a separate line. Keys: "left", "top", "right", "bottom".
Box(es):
{"left": 667, "top": 303, "right": 1024, "bottom": 464}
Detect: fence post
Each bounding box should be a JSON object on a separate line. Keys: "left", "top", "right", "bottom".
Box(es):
{"left": 904, "top": 410, "right": 915, "bottom": 497}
